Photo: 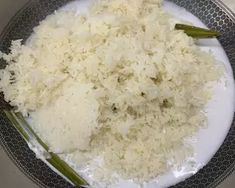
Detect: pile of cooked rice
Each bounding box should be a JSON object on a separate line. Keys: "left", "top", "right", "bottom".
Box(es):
{"left": 0, "top": 0, "right": 223, "bottom": 183}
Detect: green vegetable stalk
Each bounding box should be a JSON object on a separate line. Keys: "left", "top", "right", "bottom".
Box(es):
{"left": 175, "top": 24, "right": 221, "bottom": 38}
{"left": 4, "top": 110, "right": 89, "bottom": 188}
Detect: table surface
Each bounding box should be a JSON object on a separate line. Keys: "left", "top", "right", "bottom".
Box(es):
{"left": 0, "top": 0, "right": 234, "bottom": 188}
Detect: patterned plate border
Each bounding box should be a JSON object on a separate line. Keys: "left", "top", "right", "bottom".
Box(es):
{"left": 0, "top": 0, "right": 234, "bottom": 188}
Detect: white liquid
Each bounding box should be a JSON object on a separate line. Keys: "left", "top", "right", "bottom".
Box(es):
{"left": 153, "top": 1, "right": 235, "bottom": 188}
{"left": 29, "top": 0, "right": 235, "bottom": 188}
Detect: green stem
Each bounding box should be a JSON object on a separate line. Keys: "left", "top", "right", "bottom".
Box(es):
{"left": 175, "top": 24, "right": 221, "bottom": 38}
{"left": 4, "top": 110, "right": 89, "bottom": 187}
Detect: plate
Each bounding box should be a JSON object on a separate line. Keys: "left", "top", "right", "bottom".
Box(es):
{"left": 0, "top": 0, "right": 234, "bottom": 188}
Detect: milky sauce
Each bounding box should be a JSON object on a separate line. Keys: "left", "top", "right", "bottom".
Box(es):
{"left": 27, "top": 0, "right": 235, "bottom": 188}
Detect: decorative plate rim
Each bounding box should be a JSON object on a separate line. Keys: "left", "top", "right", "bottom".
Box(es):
{"left": 216, "top": 0, "right": 235, "bottom": 22}
{"left": 0, "top": 132, "right": 46, "bottom": 188}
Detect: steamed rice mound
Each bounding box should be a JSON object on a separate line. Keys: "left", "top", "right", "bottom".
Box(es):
{"left": 0, "top": 0, "right": 223, "bottom": 183}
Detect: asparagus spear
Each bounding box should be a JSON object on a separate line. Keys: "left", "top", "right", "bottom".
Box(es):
{"left": 175, "top": 24, "right": 221, "bottom": 38}
{"left": 4, "top": 110, "right": 89, "bottom": 188}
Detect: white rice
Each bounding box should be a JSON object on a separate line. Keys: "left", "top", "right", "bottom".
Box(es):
{"left": 0, "top": 0, "right": 223, "bottom": 185}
